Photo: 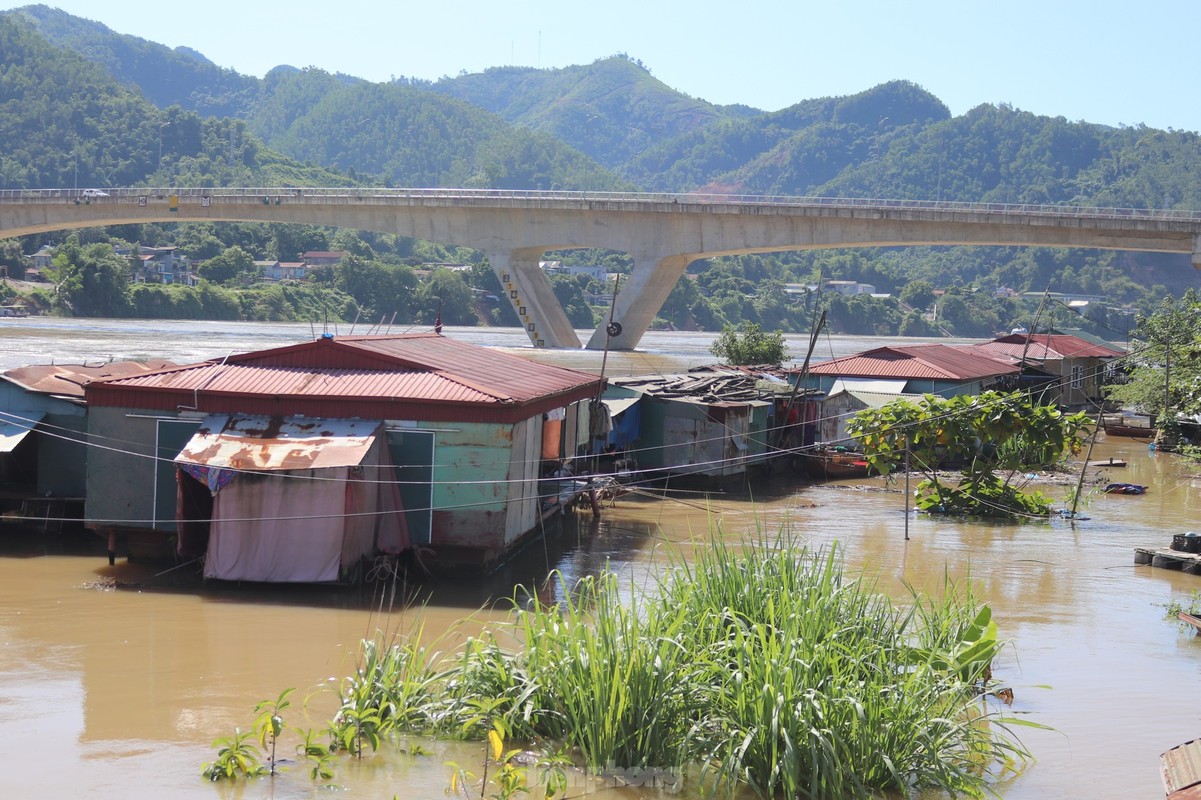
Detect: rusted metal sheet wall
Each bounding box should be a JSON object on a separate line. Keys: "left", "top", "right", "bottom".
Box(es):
{"left": 427, "top": 420, "right": 513, "bottom": 549}
{"left": 715, "top": 405, "right": 751, "bottom": 478}
{"left": 655, "top": 400, "right": 751, "bottom": 478}
{"left": 820, "top": 393, "right": 864, "bottom": 445}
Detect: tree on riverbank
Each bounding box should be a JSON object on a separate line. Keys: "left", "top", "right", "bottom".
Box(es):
{"left": 847, "top": 390, "right": 1090, "bottom": 517}
{"left": 50, "top": 237, "right": 131, "bottom": 317}
{"left": 1105, "top": 290, "right": 1201, "bottom": 444}
{"left": 709, "top": 322, "right": 788, "bottom": 365}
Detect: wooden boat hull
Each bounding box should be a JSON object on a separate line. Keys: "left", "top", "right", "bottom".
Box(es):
{"left": 1103, "top": 424, "right": 1156, "bottom": 438}
{"left": 799, "top": 451, "right": 872, "bottom": 480}
{"left": 1086, "top": 457, "right": 1127, "bottom": 468}
{"left": 1101, "top": 414, "right": 1156, "bottom": 438}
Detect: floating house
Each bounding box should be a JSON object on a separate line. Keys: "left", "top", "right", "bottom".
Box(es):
{"left": 798, "top": 345, "right": 1021, "bottom": 462}
{"left": 0, "top": 361, "right": 175, "bottom": 530}
{"left": 972, "top": 333, "right": 1125, "bottom": 409}
{"left": 816, "top": 379, "right": 925, "bottom": 447}
{"left": 82, "top": 334, "right": 603, "bottom": 578}
{"left": 604, "top": 368, "right": 818, "bottom": 483}
{"left": 803, "top": 344, "right": 1020, "bottom": 398}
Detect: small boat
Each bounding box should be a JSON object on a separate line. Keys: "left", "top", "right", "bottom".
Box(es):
{"left": 1179, "top": 612, "right": 1201, "bottom": 632}
{"left": 799, "top": 448, "right": 872, "bottom": 480}
{"left": 1103, "top": 482, "right": 1147, "bottom": 495}
{"left": 1101, "top": 414, "right": 1156, "bottom": 438}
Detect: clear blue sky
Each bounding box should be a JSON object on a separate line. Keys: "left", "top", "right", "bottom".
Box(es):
{"left": 5, "top": 0, "right": 1199, "bottom": 133}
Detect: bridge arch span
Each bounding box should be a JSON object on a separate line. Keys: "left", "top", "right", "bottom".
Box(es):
{"left": 2, "top": 187, "right": 1199, "bottom": 350}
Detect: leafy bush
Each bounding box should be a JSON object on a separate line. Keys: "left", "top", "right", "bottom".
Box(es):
{"left": 709, "top": 322, "right": 788, "bottom": 365}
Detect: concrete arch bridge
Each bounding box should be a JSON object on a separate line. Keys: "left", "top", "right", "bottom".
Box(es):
{"left": 2, "top": 187, "right": 1199, "bottom": 350}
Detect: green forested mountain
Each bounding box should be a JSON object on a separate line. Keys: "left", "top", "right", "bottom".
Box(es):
{"left": 0, "top": 13, "right": 349, "bottom": 189}
{"left": 427, "top": 56, "right": 754, "bottom": 170}
{"left": 245, "top": 66, "right": 625, "bottom": 190}
{"left": 2, "top": 4, "right": 1200, "bottom": 336}
{"left": 621, "top": 80, "right": 952, "bottom": 193}
{"left": 6, "top": 4, "right": 260, "bottom": 118}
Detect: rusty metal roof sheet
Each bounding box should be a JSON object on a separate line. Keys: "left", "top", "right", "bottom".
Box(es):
{"left": 976, "top": 333, "right": 1126, "bottom": 362}
{"left": 610, "top": 372, "right": 773, "bottom": 404}
{"left": 2, "top": 360, "right": 178, "bottom": 398}
{"left": 175, "top": 414, "right": 379, "bottom": 471}
{"left": 808, "top": 345, "right": 1017, "bottom": 381}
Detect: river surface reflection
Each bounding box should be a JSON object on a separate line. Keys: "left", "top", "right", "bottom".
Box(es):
{"left": 0, "top": 318, "right": 1195, "bottom": 800}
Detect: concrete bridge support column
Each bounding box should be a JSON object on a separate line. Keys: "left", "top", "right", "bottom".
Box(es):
{"left": 488, "top": 247, "right": 581, "bottom": 349}
{"left": 1193, "top": 234, "right": 1201, "bottom": 268}
{"left": 586, "top": 250, "right": 693, "bottom": 351}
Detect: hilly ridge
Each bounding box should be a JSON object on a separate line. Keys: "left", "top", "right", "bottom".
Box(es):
{"left": 2, "top": 3, "right": 1201, "bottom": 334}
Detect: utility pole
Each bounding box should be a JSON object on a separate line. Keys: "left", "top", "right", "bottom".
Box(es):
{"left": 1164, "top": 336, "right": 1172, "bottom": 422}
{"left": 903, "top": 437, "right": 910, "bottom": 541}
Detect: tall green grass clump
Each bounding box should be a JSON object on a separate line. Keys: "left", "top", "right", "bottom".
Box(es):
{"left": 331, "top": 622, "right": 446, "bottom": 754}
{"left": 448, "top": 533, "right": 1029, "bottom": 799}
{"left": 204, "top": 529, "right": 1032, "bottom": 798}
{"left": 669, "top": 537, "right": 1024, "bottom": 798}
{"left": 446, "top": 572, "right": 695, "bottom": 771}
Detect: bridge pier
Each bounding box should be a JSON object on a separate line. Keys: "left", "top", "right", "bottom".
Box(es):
{"left": 487, "top": 248, "right": 581, "bottom": 349}
{"left": 586, "top": 250, "right": 693, "bottom": 351}
{"left": 1193, "top": 234, "right": 1201, "bottom": 268}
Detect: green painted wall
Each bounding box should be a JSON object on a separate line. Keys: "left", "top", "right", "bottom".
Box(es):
{"left": 424, "top": 420, "right": 513, "bottom": 513}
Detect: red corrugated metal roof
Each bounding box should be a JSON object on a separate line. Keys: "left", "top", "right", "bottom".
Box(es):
{"left": 976, "top": 334, "right": 1125, "bottom": 361}
{"left": 808, "top": 345, "right": 1017, "bottom": 381}
{"left": 85, "top": 335, "right": 602, "bottom": 421}
{"left": 222, "top": 334, "right": 600, "bottom": 402}
{"left": 100, "top": 362, "right": 504, "bottom": 404}
{"left": 2, "top": 360, "right": 178, "bottom": 398}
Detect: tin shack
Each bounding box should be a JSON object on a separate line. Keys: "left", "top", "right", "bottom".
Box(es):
{"left": 0, "top": 361, "right": 175, "bottom": 531}
{"left": 82, "top": 334, "right": 602, "bottom": 578}
{"left": 605, "top": 368, "right": 813, "bottom": 484}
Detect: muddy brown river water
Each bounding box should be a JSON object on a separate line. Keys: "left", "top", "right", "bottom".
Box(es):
{"left": 0, "top": 318, "right": 1196, "bottom": 799}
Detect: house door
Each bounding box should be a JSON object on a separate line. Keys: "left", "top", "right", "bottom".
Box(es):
{"left": 154, "top": 419, "right": 202, "bottom": 530}
{"left": 386, "top": 429, "right": 434, "bottom": 546}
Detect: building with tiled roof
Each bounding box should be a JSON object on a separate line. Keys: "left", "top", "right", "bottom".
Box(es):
{"left": 300, "top": 250, "right": 347, "bottom": 266}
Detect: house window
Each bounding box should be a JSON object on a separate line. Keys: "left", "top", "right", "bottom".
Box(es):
{"left": 1070, "top": 365, "right": 1084, "bottom": 389}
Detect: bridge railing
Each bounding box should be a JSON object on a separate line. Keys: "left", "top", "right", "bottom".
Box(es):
{"left": 2, "top": 186, "right": 1200, "bottom": 223}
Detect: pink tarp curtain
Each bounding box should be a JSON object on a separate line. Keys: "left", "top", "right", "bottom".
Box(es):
{"left": 196, "top": 432, "right": 409, "bottom": 583}
{"left": 206, "top": 468, "right": 347, "bottom": 582}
